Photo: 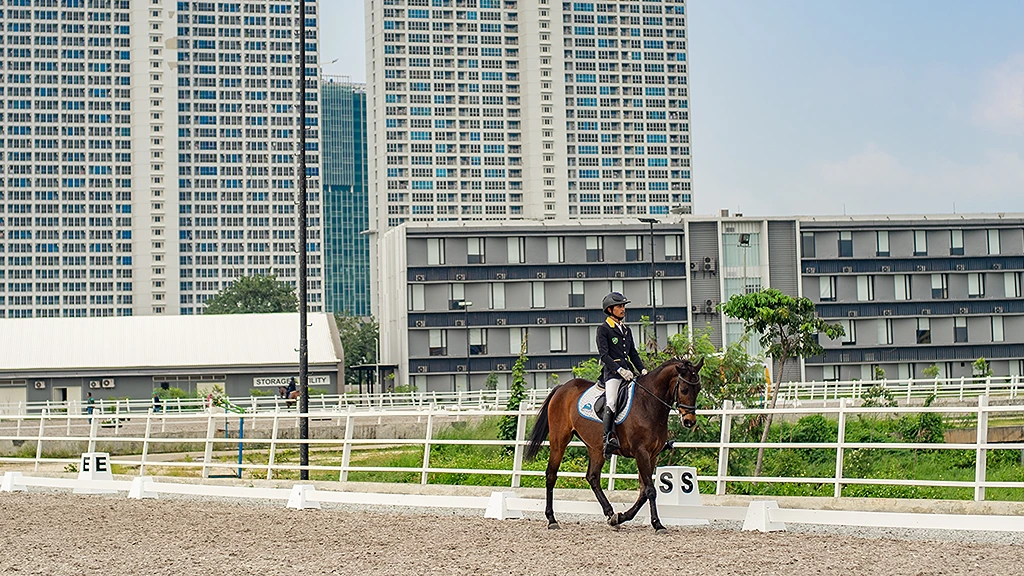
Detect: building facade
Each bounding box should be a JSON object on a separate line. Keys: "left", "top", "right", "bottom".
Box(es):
{"left": 377, "top": 214, "right": 1024, "bottom": 392}
{"left": 322, "top": 76, "right": 370, "bottom": 316}
{"left": 0, "top": 0, "right": 324, "bottom": 319}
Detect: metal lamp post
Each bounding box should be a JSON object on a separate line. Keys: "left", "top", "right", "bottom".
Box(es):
{"left": 638, "top": 218, "right": 657, "bottom": 349}
{"left": 297, "top": 0, "right": 310, "bottom": 480}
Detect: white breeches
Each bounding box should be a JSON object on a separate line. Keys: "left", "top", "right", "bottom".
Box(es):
{"left": 604, "top": 377, "right": 623, "bottom": 411}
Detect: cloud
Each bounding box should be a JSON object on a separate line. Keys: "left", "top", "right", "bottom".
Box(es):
{"left": 974, "top": 54, "right": 1024, "bottom": 131}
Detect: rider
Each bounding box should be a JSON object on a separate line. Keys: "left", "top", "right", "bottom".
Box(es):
{"left": 596, "top": 292, "right": 647, "bottom": 456}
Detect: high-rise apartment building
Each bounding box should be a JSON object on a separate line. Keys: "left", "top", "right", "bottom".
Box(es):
{"left": 0, "top": 0, "right": 323, "bottom": 319}
{"left": 322, "top": 76, "right": 370, "bottom": 317}
{"left": 364, "top": 0, "right": 693, "bottom": 233}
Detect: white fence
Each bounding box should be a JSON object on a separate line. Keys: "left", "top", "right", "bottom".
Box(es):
{"left": 2, "top": 376, "right": 1022, "bottom": 417}
{"left": 2, "top": 396, "right": 1024, "bottom": 501}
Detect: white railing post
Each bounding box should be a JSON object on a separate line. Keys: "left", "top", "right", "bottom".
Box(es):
{"left": 985, "top": 376, "right": 992, "bottom": 397}
{"left": 905, "top": 379, "right": 912, "bottom": 404}
{"left": 716, "top": 399, "right": 733, "bottom": 496}
{"left": 267, "top": 409, "right": 280, "bottom": 480}
{"left": 421, "top": 407, "right": 434, "bottom": 485}
{"left": 834, "top": 398, "right": 847, "bottom": 498}
{"left": 959, "top": 376, "right": 965, "bottom": 401}
{"left": 608, "top": 454, "right": 618, "bottom": 492}
{"left": 34, "top": 411, "right": 46, "bottom": 473}
{"left": 339, "top": 406, "right": 354, "bottom": 482}
{"left": 510, "top": 409, "right": 527, "bottom": 488}
{"left": 201, "top": 411, "right": 215, "bottom": 479}
{"left": 114, "top": 400, "right": 121, "bottom": 436}
{"left": 975, "top": 395, "right": 989, "bottom": 502}
{"left": 140, "top": 409, "right": 154, "bottom": 476}
{"left": 87, "top": 412, "right": 99, "bottom": 453}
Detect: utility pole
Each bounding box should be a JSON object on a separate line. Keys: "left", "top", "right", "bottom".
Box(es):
{"left": 638, "top": 218, "right": 657, "bottom": 349}
{"left": 297, "top": 0, "right": 309, "bottom": 480}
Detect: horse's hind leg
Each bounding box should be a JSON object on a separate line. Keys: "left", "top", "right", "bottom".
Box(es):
{"left": 584, "top": 445, "right": 616, "bottom": 522}
{"left": 544, "top": 426, "right": 572, "bottom": 529}
{"left": 613, "top": 449, "right": 657, "bottom": 529}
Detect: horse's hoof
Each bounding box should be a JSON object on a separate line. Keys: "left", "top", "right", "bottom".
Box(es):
{"left": 655, "top": 527, "right": 669, "bottom": 535}
{"left": 547, "top": 522, "right": 560, "bottom": 530}
{"left": 606, "top": 513, "right": 620, "bottom": 527}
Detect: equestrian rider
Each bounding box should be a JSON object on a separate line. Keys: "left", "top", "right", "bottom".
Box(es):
{"left": 596, "top": 292, "right": 647, "bottom": 456}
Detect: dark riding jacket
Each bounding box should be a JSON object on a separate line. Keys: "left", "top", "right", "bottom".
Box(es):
{"left": 596, "top": 316, "right": 645, "bottom": 383}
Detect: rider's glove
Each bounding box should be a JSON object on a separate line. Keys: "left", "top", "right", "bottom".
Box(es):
{"left": 617, "top": 367, "right": 634, "bottom": 381}
{"left": 641, "top": 369, "right": 649, "bottom": 376}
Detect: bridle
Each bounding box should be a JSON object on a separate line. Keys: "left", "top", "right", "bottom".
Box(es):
{"left": 634, "top": 366, "right": 699, "bottom": 416}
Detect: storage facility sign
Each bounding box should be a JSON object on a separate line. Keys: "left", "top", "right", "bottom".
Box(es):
{"left": 253, "top": 375, "right": 330, "bottom": 388}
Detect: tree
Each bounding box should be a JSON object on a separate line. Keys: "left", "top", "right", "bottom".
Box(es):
{"left": 498, "top": 336, "right": 529, "bottom": 446}
{"left": 721, "top": 288, "right": 845, "bottom": 477}
{"left": 335, "top": 313, "right": 379, "bottom": 389}
{"left": 203, "top": 275, "right": 297, "bottom": 314}
{"left": 973, "top": 357, "right": 993, "bottom": 379}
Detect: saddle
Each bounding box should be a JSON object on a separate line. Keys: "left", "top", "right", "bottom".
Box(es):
{"left": 594, "top": 381, "right": 631, "bottom": 419}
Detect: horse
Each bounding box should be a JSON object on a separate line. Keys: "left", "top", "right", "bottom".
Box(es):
{"left": 279, "top": 386, "right": 300, "bottom": 407}
{"left": 524, "top": 356, "right": 703, "bottom": 533}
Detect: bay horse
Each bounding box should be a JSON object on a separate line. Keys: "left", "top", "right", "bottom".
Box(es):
{"left": 524, "top": 357, "right": 703, "bottom": 532}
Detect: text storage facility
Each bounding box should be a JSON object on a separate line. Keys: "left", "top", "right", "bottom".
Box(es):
{"left": 0, "top": 313, "right": 344, "bottom": 407}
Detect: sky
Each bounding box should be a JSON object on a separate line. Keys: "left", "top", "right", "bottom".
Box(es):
{"left": 321, "top": 0, "right": 1024, "bottom": 218}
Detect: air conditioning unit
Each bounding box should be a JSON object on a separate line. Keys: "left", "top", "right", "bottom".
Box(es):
{"left": 921, "top": 308, "right": 932, "bottom": 315}
{"left": 456, "top": 365, "right": 466, "bottom": 372}
{"left": 414, "top": 274, "right": 426, "bottom": 282}
{"left": 955, "top": 264, "right": 965, "bottom": 271}
{"left": 654, "top": 270, "right": 665, "bottom": 277}
{"left": 535, "top": 271, "right": 547, "bottom": 279}
{"left": 703, "top": 261, "right": 714, "bottom": 272}
{"left": 414, "top": 320, "right": 426, "bottom": 328}
{"left": 992, "top": 263, "right": 1003, "bottom": 270}
{"left": 882, "top": 309, "right": 893, "bottom": 316}
{"left": 804, "top": 266, "right": 816, "bottom": 274}
{"left": 958, "top": 307, "right": 969, "bottom": 314}
{"left": 495, "top": 318, "right": 507, "bottom": 325}
{"left": 416, "top": 365, "right": 428, "bottom": 373}
{"left": 994, "top": 306, "right": 1004, "bottom": 314}
{"left": 915, "top": 265, "right": 927, "bottom": 272}
{"left": 880, "top": 265, "right": 891, "bottom": 273}
{"left": 536, "top": 317, "right": 547, "bottom": 325}
{"left": 89, "top": 380, "right": 101, "bottom": 389}
{"left": 495, "top": 364, "right": 508, "bottom": 371}
{"left": 689, "top": 262, "right": 697, "bottom": 270}
{"left": 495, "top": 272, "right": 507, "bottom": 280}
{"left": 614, "top": 271, "right": 626, "bottom": 278}
{"left": 704, "top": 305, "right": 715, "bottom": 314}
{"left": 705, "top": 299, "right": 714, "bottom": 307}
{"left": 847, "top": 310, "right": 858, "bottom": 317}
{"left": 690, "top": 304, "right": 699, "bottom": 313}
{"left": 101, "top": 378, "right": 115, "bottom": 388}
{"left": 536, "top": 362, "right": 548, "bottom": 370}
{"left": 455, "top": 273, "right": 466, "bottom": 281}
{"left": 703, "top": 256, "right": 712, "bottom": 264}
{"left": 574, "top": 316, "right": 586, "bottom": 324}
{"left": 842, "top": 266, "right": 853, "bottom": 273}
{"left": 455, "top": 319, "right": 465, "bottom": 327}
{"left": 33, "top": 381, "right": 46, "bottom": 390}
{"left": 576, "top": 271, "right": 586, "bottom": 278}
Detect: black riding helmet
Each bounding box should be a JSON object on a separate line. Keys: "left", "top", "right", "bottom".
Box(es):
{"left": 602, "top": 292, "right": 630, "bottom": 315}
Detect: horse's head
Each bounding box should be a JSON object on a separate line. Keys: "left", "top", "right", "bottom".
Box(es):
{"left": 671, "top": 357, "right": 703, "bottom": 429}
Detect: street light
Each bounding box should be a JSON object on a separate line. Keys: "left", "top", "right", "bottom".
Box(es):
{"left": 458, "top": 300, "right": 472, "bottom": 391}
{"left": 297, "top": 0, "right": 309, "bottom": 481}
{"left": 638, "top": 218, "right": 658, "bottom": 350}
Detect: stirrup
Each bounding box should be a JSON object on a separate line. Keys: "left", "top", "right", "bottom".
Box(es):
{"left": 603, "top": 435, "right": 619, "bottom": 456}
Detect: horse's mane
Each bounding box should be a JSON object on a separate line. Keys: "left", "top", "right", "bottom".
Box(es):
{"left": 643, "top": 356, "right": 692, "bottom": 382}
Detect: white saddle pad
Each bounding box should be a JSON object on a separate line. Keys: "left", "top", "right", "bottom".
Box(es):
{"left": 577, "top": 382, "right": 636, "bottom": 425}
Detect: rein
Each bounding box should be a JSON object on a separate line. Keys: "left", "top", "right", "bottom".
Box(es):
{"left": 633, "top": 372, "right": 698, "bottom": 415}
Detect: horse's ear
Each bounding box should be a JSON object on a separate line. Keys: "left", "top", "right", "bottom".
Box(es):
{"left": 693, "top": 357, "right": 704, "bottom": 371}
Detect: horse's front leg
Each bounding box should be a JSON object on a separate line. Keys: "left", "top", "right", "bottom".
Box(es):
{"left": 583, "top": 446, "right": 615, "bottom": 522}
{"left": 613, "top": 449, "right": 658, "bottom": 528}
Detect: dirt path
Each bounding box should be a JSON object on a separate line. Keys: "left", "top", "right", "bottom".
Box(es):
{"left": 1, "top": 492, "right": 1021, "bottom": 575}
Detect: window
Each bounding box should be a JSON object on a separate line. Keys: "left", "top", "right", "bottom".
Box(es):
{"left": 856, "top": 275, "right": 874, "bottom": 302}
{"left": 949, "top": 229, "right": 963, "bottom": 256}
{"left": 665, "top": 234, "right": 684, "bottom": 260}
{"left": 1005, "top": 272, "right": 1021, "bottom": 298}
{"left": 916, "top": 318, "right": 931, "bottom": 344}
{"left": 625, "top": 235, "right": 644, "bottom": 262}
{"left": 654, "top": 279, "right": 663, "bottom": 306}
{"left": 509, "top": 327, "right": 527, "bottom": 355}
{"left": 894, "top": 274, "right": 912, "bottom": 300}
{"left": 838, "top": 231, "right": 853, "bottom": 257}
{"left": 427, "top": 238, "right": 446, "bottom": 265}
{"left": 914, "top": 230, "right": 928, "bottom": 256}
{"left": 801, "top": 231, "right": 815, "bottom": 258}
{"left": 531, "top": 281, "right": 545, "bottom": 308}
{"left": 988, "top": 229, "right": 1001, "bottom": 255}
{"left": 408, "top": 284, "right": 425, "bottom": 311}
{"left": 954, "top": 317, "right": 968, "bottom": 343}
{"left": 878, "top": 318, "right": 894, "bottom": 345}
{"left": 507, "top": 236, "right": 526, "bottom": 263}
{"left": 429, "top": 329, "right": 448, "bottom": 356}
{"left": 822, "top": 365, "right": 839, "bottom": 382}
{"left": 992, "top": 316, "right": 1004, "bottom": 343}
{"left": 876, "top": 231, "right": 889, "bottom": 257}
{"left": 589, "top": 325, "right": 599, "bottom": 353}
{"left": 931, "top": 274, "right": 948, "bottom": 299}
{"left": 549, "top": 326, "right": 568, "bottom": 353}
{"left": 586, "top": 236, "right": 604, "bottom": 262}
{"left": 840, "top": 320, "right": 856, "bottom": 345}
{"left": 609, "top": 279, "right": 624, "bottom": 295}
{"left": 819, "top": 276, "right": 837, "bottom": 302}
{"left": 489, "top": 282, "right": 505, "bottom": 309}
{"left": 449, "top": 283, "right": 465, "bottom": 310}
{"left": 469, "top": 328, "right": 487, "bottom": 355}
{"left": 968, "top": 273, "right": 985, "bottom": 298}
{"left": 467, "top": 237, "right": 485, "bottom": 264}
{"left": 547, "top": 236, "right": 565, "bottom": 263}
{"left": 569, "top": 281, "right": 585, "bottom": 307}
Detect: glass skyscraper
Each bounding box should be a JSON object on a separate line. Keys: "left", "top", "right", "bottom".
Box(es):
{"left": 322, "top": 76, "right": 370, "bottom": 317}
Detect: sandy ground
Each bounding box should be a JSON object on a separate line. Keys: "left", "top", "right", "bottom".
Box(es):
{"left": 1, "top": 492, "right": 1022, "bottom": 576}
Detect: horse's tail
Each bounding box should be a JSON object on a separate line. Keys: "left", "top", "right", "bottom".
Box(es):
{"left": 524, "top": 385, "right": 561, "bottom": 461}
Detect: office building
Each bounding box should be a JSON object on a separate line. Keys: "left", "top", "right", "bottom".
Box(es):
{"left": 0, "top": 0, "right": 323, "bottom": 319}
{"left": 322, "top": 76, "right": 370, "bottom": 316}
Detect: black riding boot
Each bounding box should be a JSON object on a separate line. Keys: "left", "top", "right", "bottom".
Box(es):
{"left": 602, "top": 409, "right": 619, "bottom": 456}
